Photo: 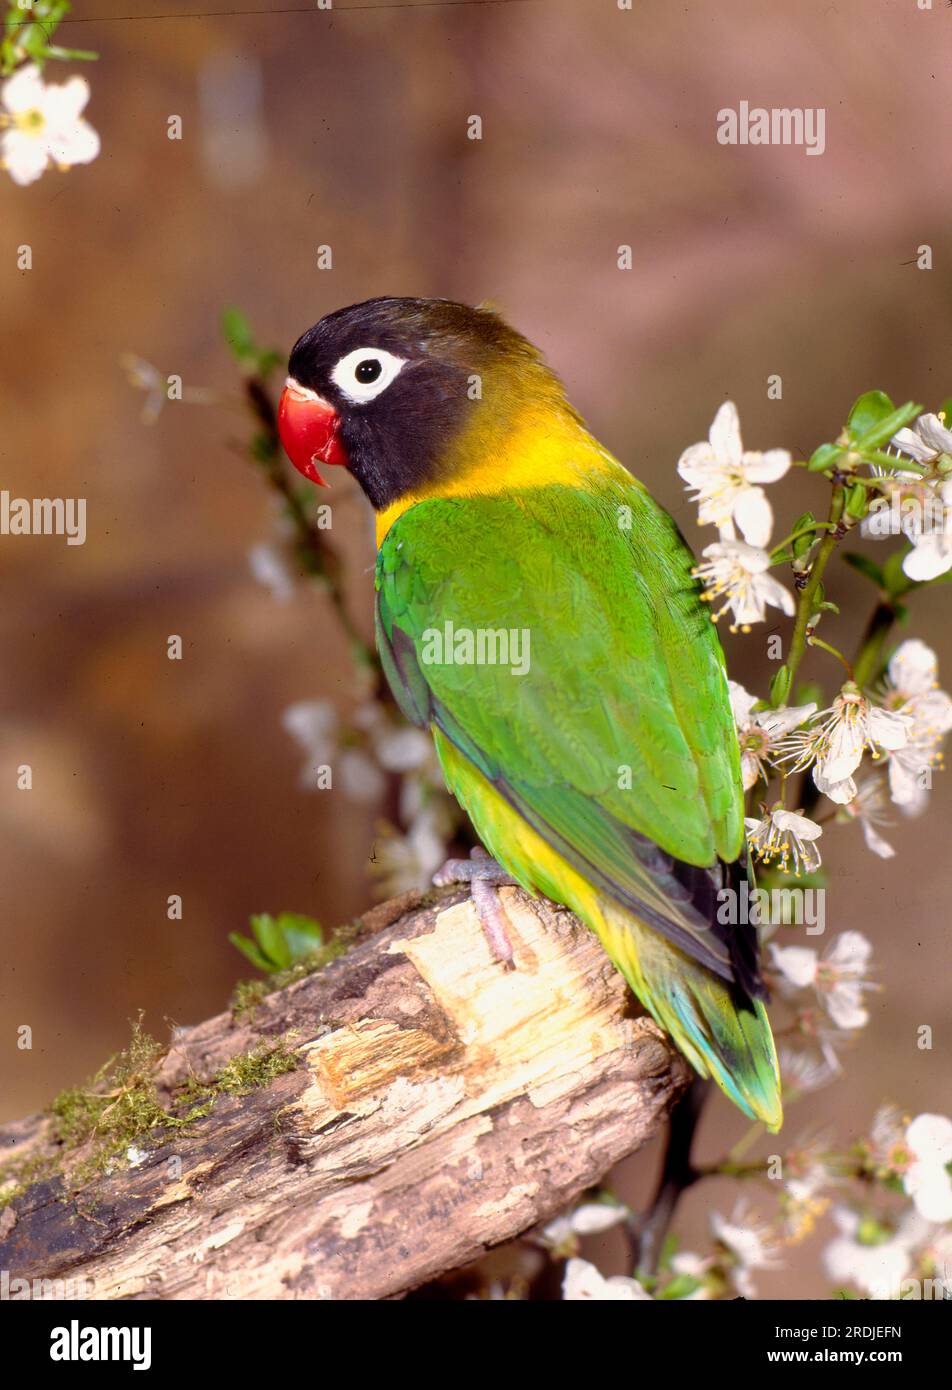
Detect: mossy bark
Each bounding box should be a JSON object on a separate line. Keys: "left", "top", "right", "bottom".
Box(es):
{"left": 0, "top": 887, "right": 689, "bottom": 1300}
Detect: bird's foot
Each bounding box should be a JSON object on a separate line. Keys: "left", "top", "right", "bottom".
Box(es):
{"left": 433, "top": 847, "right": 519, "bottom": 968}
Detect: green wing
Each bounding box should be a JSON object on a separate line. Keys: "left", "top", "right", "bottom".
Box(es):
{"left": 376, "top": 478, "right": 747, "bottom": 983}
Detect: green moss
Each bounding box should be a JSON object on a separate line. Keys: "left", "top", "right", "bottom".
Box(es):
{"left": 177, "top": 1037, "right": 300, "bottom": 1109}
{"left": 268, "top": 938, "right": 349, "bottom": 987}
{"left": 0, "top": 1019, "right": 302, "bottom": 1208}
{"left": 5, "top": 906, "right": 384, "bottom": 1210}
{"left": 49, "top": 1017, "right": 181, "bottom": 1158}
{"left": 228, "top": 916, "right": 369, "bottom": 1019}
{"left": 0, "top": 1152, "right": 57, "bottom": 1213}
{"left": 230, "top": 978, "right": 269, "bottom": 1020}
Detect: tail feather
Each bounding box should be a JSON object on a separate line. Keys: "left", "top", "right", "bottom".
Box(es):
{"left": 600, "top": 905, "right": 783, "bottom": 1132}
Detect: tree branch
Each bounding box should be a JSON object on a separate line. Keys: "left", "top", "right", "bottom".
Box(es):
{"left": 0, "top": 888, "right": 690, "bottom": 1301}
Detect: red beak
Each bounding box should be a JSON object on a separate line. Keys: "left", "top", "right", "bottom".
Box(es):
{"left": 277, "top": 378, "right": 349, "bottom": 486}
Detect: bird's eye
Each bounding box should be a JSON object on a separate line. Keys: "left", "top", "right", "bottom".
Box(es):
{"left": 330, "top": 347, "right": 406, "bottom": 404}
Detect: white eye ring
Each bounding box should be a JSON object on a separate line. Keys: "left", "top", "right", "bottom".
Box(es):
{"left": 330, "top": 347, "right": 406, "bottom": 404}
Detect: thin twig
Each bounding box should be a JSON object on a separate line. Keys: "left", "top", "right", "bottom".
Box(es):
{"left": 629, "top": 1077, "right": 709, "bottom": 1281}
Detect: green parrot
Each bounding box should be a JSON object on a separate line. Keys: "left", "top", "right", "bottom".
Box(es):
{"left": 276, "top": 297, "right": 782, "bottom": 1131}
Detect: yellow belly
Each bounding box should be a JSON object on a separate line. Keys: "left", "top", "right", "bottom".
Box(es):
{"left": 432, "top": 726, "right": 648, "bottom": 997}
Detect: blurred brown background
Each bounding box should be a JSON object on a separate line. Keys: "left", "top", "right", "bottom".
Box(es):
{"left": 1, "top": 0, "right": 950, "bottom": 1296}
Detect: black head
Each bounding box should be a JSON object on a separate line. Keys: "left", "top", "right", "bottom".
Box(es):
{"left": 279, "top": 296, "right": 565, "bottom": 509}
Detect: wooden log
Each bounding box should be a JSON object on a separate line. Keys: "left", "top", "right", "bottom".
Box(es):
{"left": 0, "top": 886, "right": 691, "bottom": 1300}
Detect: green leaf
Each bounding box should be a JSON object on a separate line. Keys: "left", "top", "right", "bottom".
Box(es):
{"left": 227, "top": 932, "right": 273, "bottom": 973}
{"left": 846, "top": 390, "right": 895, "bottom": 440}
{"left": 255, "top": 348, "right": 284, "bottom": 377}
{"left": 657, "top": 1273, "right": 703, "bottom": 1300}
{"left": 222, "top": 306, "right": 256, "bottom": 362}
{"left": 938, "top": 397, "right": 952, "bottom": 424}
{"left": 842, "top": 553, "right": 885, "bottom": 588}
{"left": 221, "top": 308, "right": 282, "bottom": 379}
{"left": 882, "top": 549, "right": 913, "bottom": 598}
{"left": 852, "top": 401, "right": 922, "bottom": 453}
{"left": 230, "top": 911, "right": 324, "bottom": 974}
{"left": 251, "top": 433, "right": 279, "bottom": 463}
{"left": 250, "top": 913, "right": 288, "bottom": 968}
{"left": 769, "top": 666, "right": 791, "bottom": 706}
{"left": 658, "top": 1231, "right": 679, "bottom": 1271}
{"left": 844, "top": 482, "right": 869, "bottom": 520}
{"left": 857, "top": 1215, "right": 893, "bottom": 1247}
{"left": 808, "top": 442, "right": 842, "bottom": 473}
{"left": 270, "top": 912, "right": 325, "bottom": 962}
{"left": 863, "top": 447, "right": 927, "bottom": 475}
{"left": 41, "top": 44, "right": 97, "bottom": 63}
{"left": 791, "top": 511, "right": 818, "bottom": 558}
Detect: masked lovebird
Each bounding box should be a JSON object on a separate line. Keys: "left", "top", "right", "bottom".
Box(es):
{"left": 276, "top": 297, "right": 782, "bottom": 1131}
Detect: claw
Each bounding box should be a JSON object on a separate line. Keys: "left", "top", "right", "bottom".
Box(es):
{"left": 433, "top": 847, "right": 519, "bottom": 967}
{"left": 471, "top": 877, "right": 516, "bottom": 969}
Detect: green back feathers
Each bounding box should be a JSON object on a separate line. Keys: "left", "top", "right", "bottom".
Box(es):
{"left": 377, "top": 476, "right": 744, "bottom": 866}
{"left": 376, "top": 474, "right": 753, "bottom": 983}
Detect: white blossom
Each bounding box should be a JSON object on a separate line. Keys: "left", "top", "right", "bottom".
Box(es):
{"left": 902, "top": 480, "right": 952, "bottom": 582}
{"left": 776, "top": 684, "right": 910, "bottom": 805}
{"left": 337, "top": 749, "right": 386, "bottom": 803}
{"left": 823, "top": 1206, "right": 928, "bottom": 1299}
{"left": 883, "top": 414, "right": 952, "bottom": 578}
{"left": 352, "top": 701, "right": 440, "bottom": 779}
{"left": 710, "top": 1203, "right": 781, "bottom": 1298}
{"left": 891, "top": 412, "right": 952, "bottom": 466}
{"left": 879, "top": 640, "right": 952, "bottom": 813}
{"left": 869, "top": 1104, "right": 907, "bottom": 1167}
{"left": 540, "top": 1202, "right": 628, "bottom": 1252}
{"left": 354, "top": 705, "right": 432, "bottom": 775}
{"left": 694, "top": 539, "right": 795, "bottom": 632}
{"left": 903, "top": 1114, "right": 952, "bottom": 1224}
{"left": 248, "top": 541, "right": 294, "bottom": 602}
{"left": 281, "top": 699, "right": 381, "bottom": 800}
{"left": 729, "top": 682, "right": 817, "bottom": 790}
{"left": 1, "top": 63, "right": 99, "bottom": 186}
{"left": 838, "top": 778, "right": 896, "bottom": 859}
{"left": 862, "top": 467, "right": 952, "bottom": 581}
{"left": 121, "top": 352, "right": 217, "bottom": 422}
{"left": 562, "top": 1258, "right": 652, "bottom": 1301}
{"left": 745, "top": 806, "right": 822, "bottom": 876}
{"left": 770, "top": 931, "right": 874, "bottom": 1031}
{"left": 778, "top": 1045, "right": 839, "bottom": 1096}
{"left": 121, "top": 354, "right": 169, "bottom": 426}
{"left": 282, "top": 699, "right": 338, "bottom": 780}
{"left": 870, "top": 1108, "right": 952, "bottom": 1224}
{"left": 666, "top": 1251, "right": 714, "bottom": 1299}
{"left": 782, "top": 1151, "right": 833, "bottom": 1242}
{"left": 370, "top": 802, "right": 452, "bottom": 896}
{"left": 678, "top": 402, "right": 791, "bottom": 546}
{"left": 793, "top": 1012, "right": 863, "bottom": 1076}
{"left": 916, "top": 1225, "right": 952, "bottom": 1290}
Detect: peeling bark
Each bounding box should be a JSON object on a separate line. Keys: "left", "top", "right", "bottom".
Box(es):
{"left": 0, "top": 887, "right": 690, "bottom": 1300}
